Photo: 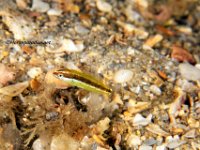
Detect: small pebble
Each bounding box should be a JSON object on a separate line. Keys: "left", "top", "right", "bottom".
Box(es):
{"left": 96, "top": 0, "right": 112, "bottom": 13}
{"left": 75, "top": 25, "right": 89, "bottom": 35}
{"left": 156, "top": 145, "right": 166, "bottom": 150}
{"left": 32, "top": 139, "right": 45, "bottom": 150}
{"left": 114, "top": 69, "right": 133, "bottom": 83}
{"left": 143, "top": 138, "right": 157, "bottom": 146}
{"left": 31, "top": 0, "right": 50, "bottom": 12}
{"left": 62, "top": 39, "right": 84, "bottom": 53}
{"left": 127, "top": 134, "right": 141, "bottom": 147}
{"left": 179, "top": 63, "right": 200, "bottom": 81}
{"left": 47, "top": 8, "right": 62, "bottom": 16}
{"left": 27, "top": 67, "right": 42, "bottom": 78}
{"left": 139, "top": 145, "right": 152, "bottom": 150}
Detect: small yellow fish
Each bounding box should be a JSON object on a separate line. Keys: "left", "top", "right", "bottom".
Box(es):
{"left": 53, "top": 68, "right": 112, "bottom": 95}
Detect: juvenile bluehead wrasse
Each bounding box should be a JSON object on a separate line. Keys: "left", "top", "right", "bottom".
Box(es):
{"left": 53, "top": 68, "right": 112, "bottom": 95}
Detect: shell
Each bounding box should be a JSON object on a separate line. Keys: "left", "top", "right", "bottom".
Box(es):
{"left": 0, "top": 81, "right": 29, "bottom": 97}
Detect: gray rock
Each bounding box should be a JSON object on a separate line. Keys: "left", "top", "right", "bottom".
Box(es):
{"left": 179, "top": 63, "right": 200, "bottom": 81}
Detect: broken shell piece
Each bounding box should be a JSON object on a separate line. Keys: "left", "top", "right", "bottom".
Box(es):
{"left": 144, "top": 34, "right": 163, "bottom": 48}
{"left": 96, "top": 0, "right": 112, "bottom": 13}
{"left": 16, "top": 0, "right": 28, "bottom": 9}
{"left": 116, "top": 21, "right": 148, "bottom": 38}
{"left": 47, "top": 9, "right": 62, "bottom": 16}
{"left": 95, "top": 117, "right": 110, "bottom": 134}
{"left": 168, "top": 87, "right": 186, "bottom": 124}
{"left": 139, "top": 145, "right": 152, "bottom": 150}
{"left": 0, "top": 81, "right": 29, "bottom": 97}
{"left": 179, "top": 63, "right": 200, "bottom": 81}
{"left": 172, "top": 46, "right": 196, "bottom": 64}
{"left": 126, "top": 101, "right": 151, "bottom": 114}
{"left": 0, "top": 64, "right": 15, "bottom": 86}
{"left": 183, "top": 129, "right": 196, "bottom": 138}
{"left": 133, "top": 113, "right": 152, "bottom": 126}
{"left": 30, "top": 78, "right": 41, "bottom": 91}
{"left": 31, "top": 0, "right": 50, "bottom": 13}
{"left": 146, "top": 124, "right": 170, "bottom": 137}
{"left": 127, "top": 134, "right": 141, "bottom": 147}
{"left": 114, "top": 69, "right": 133, "bottom": 83}
{"left": 166, "top": 140, "right": 186, "bottom": 149}
{"left": 27, "top": 67, "right": 43, "bottom": 78}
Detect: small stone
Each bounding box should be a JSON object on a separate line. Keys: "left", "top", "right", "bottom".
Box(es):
{"left": 31, "top": 0, "right": 50, "bottom": 12}
{"left": 183, "top": 129, "right": 196, "bottom": 138}
{"left": 62, "top": 39, "right": 84, "bottom": 53}
{"left": 133, "top": 113, "right": 152, "bottom": 126}
{"left": 176, "top": 26, "right": 192, "bottom": 34}
{"left": 167, "top": 140, "right": 186, "bottom": 149}
{"left": 75, "top": 25, "right": 89, "bottom": 35}
{"left": 114, "top": 69, "right": 133, "bottom": 83}
{"left": 27, "top": 67, "right": 42, "bottom": 78}
{"left": 32, "top": 139, "right": 45, "bottom": 150}
{"left": 47, "top": 8, "right": 62, "bottom": 16}
{"left": 179, "top": 63, "right": 200, "bottom": 81}
{"left": 139, "top": 145, "right": 152, "bottom": 150}
{"left": 127, "top": 134, "right": 142, "bottom": 147}
{"left": 156, "top": 145, "right": 166, "bottom": 150}
{"left": 143, "top": 138, "right": 157, "bottom": 146}
{"left": 144, "top": 34, "right": 163, "bottom": 48}
{"left": 150, "top": 85, "right": 162, "bottom": 95}
{"left": 96, "top": 0, "right": 112, "bottom": 13}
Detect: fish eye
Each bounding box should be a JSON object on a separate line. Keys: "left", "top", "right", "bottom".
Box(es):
{"left": 58, "top": 74, "right": 63, "bottom": 78}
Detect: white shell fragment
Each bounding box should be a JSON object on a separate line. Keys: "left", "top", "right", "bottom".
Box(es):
{"left": 156, "top": 145, "right": 166, "bottom": 150}
{"left": 150, "top": 85, "right": 162, "bottom": 95}
{"left": 96, "top": 117, "right": 110, "bottom": 134}
{"left": 114, "top": 69, "right": 133, "bottom": 83}
{"left": 31, "top": 0, "right": 50, "bottom": 13}
{"left": 139, "top": 145, "right": 152, "bottom": 150}
{"left": 47, "top": 8, "right": 62, "bottom": 16}
{"left": 183, "top": 129, "right": 196, "bottom": 138}
{"left": 167, "top": 140, "right": 186, "bottom": 149}
{"left": 27, "top": 67, "right": 43, "bottom": 78}
{"left": 0, "top": 81, "right": 29, "bottom": 97}
{"left": 32, "top": 139, "right": 45, "bottom": 150}
{"left": 96, "top": 0, "right": 112, "bottom": 13}
{"left": 179, "top": 63, "right": 200, "bottom": 81}
{"left": 146, "top": 124, "right": 170, "bottom": 137}
{"left": 133, "top": 113, "right": 152, "bottom": 126}
{"left": 168, "top": 87, "right": 186, "bottom": 123}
